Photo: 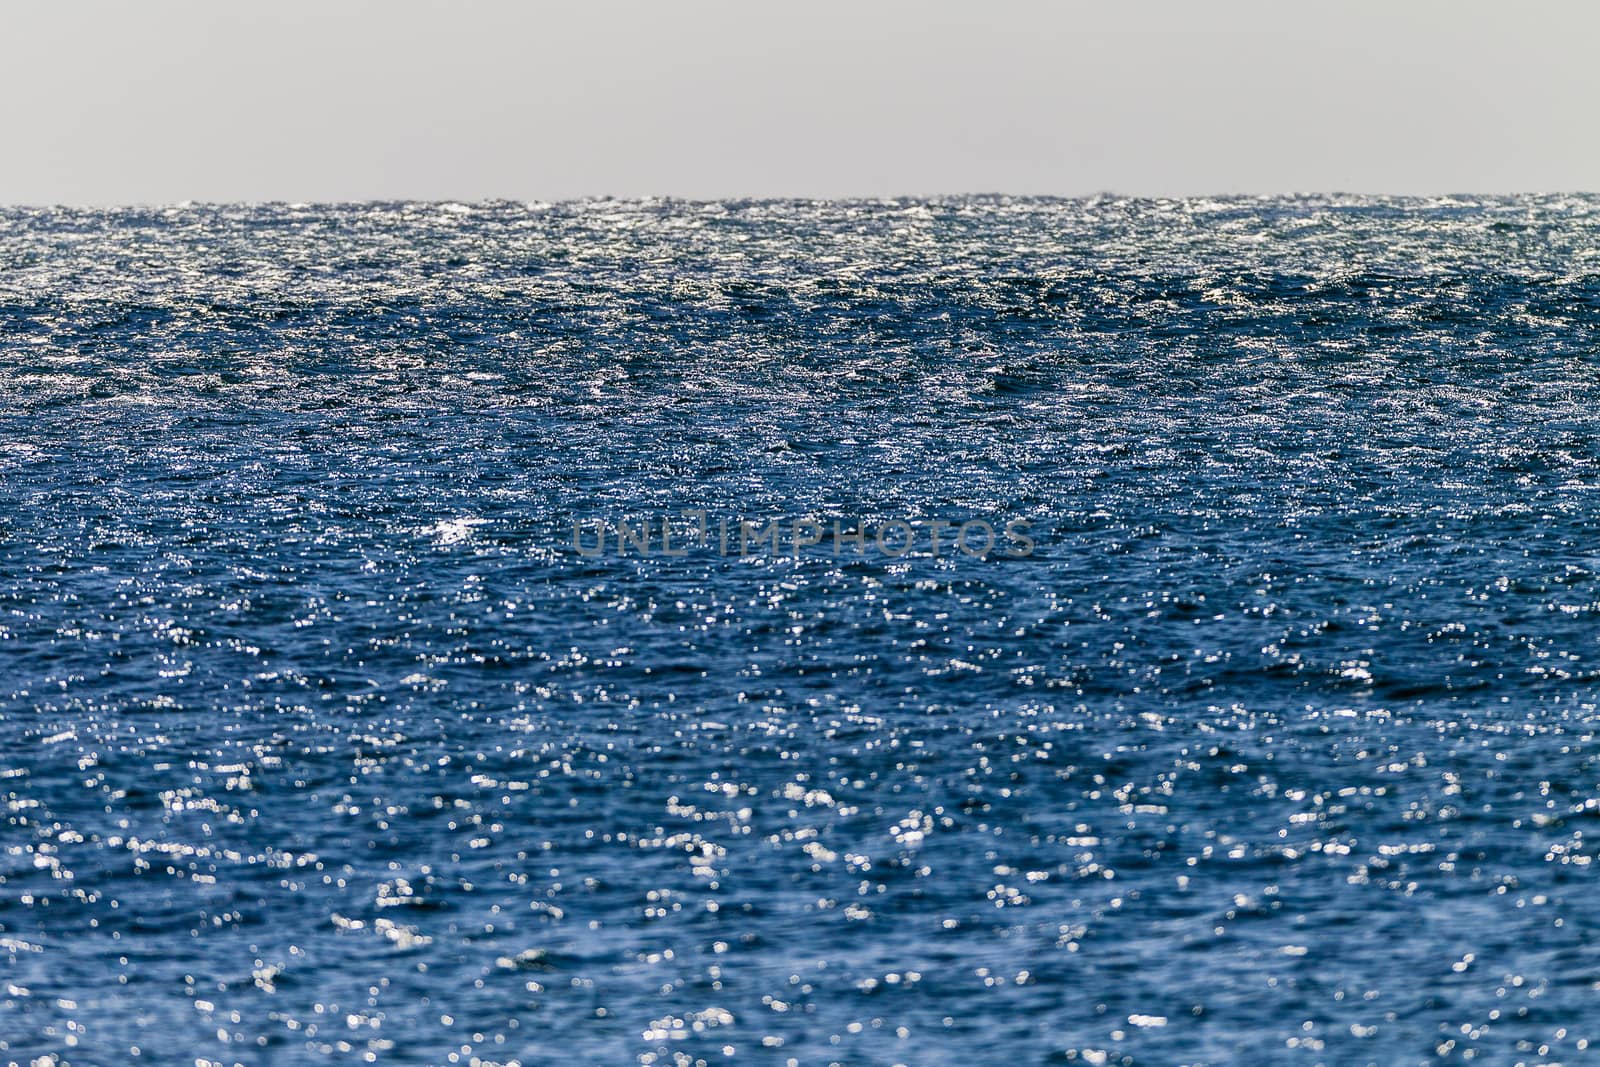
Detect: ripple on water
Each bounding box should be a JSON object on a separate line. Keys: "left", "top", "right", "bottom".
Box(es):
{"left": 3, "top": 196, "right": 1600, "bottom": 1064}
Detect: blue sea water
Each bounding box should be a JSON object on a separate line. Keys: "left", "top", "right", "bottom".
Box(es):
{"left": 3, "top": 195, "right": 1600, "bottom": 1066}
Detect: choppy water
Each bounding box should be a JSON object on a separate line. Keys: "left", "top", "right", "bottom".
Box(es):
{"left": 4, "top": 196, "right": 1600, "bottom": 1066}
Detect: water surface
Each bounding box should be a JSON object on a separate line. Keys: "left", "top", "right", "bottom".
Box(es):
{"left": 4, "top": 196, "right": 1600, "bottom": 1065}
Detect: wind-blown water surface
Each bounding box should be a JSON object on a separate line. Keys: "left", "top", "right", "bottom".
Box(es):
{"left": 4, "top": 196, "right": 1600, "bottom": 1065}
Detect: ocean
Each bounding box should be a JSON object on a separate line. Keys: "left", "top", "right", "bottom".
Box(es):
{"left": 3, "top": 195, "right": 1600, "bottom": 1065}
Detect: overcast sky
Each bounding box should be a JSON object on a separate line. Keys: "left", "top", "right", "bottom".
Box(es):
{"left": 3, "top": 0, "right": 1597, "bottom": 204}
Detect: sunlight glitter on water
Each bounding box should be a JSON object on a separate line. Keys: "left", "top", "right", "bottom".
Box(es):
{"left": 3, "top": 196, "right": 1600, "bottom": 1064}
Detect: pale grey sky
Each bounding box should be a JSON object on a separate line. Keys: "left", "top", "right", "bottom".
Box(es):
{"left": 3, "top": 0, "right": 1597, "bottom": 204}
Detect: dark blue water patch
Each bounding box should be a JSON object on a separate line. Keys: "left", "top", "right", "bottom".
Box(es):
{"left": 4, "top": 195, "right": 1600, "bottom": 1065}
